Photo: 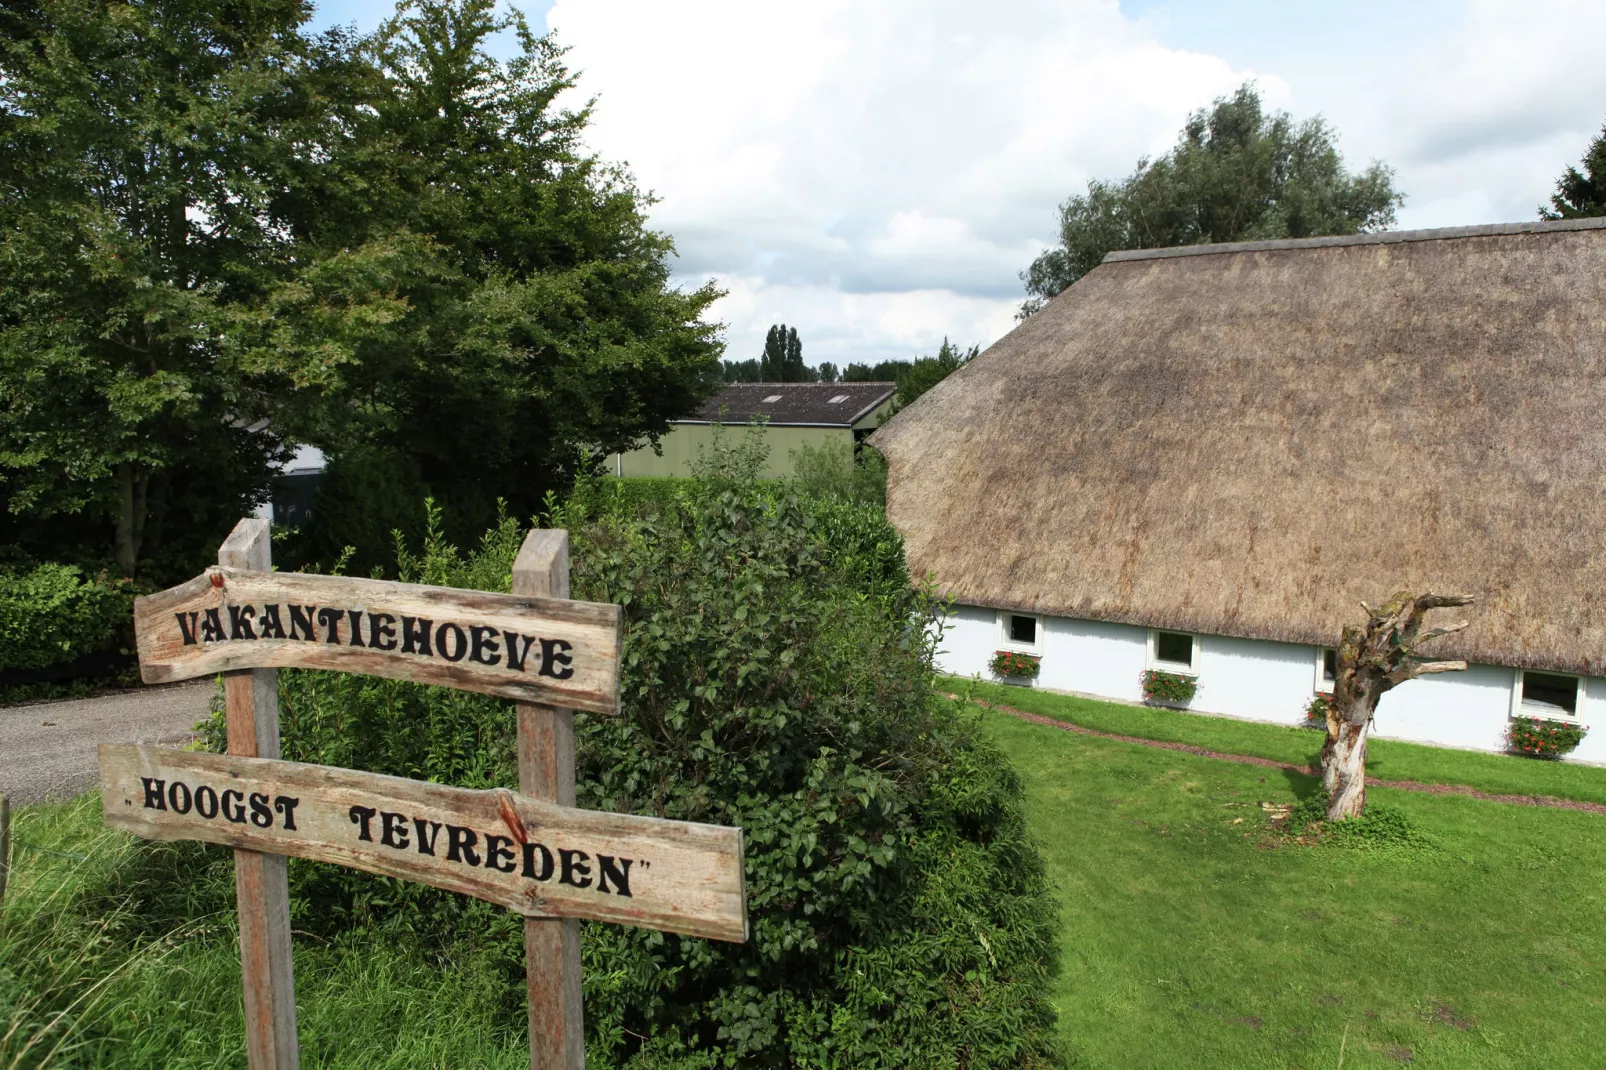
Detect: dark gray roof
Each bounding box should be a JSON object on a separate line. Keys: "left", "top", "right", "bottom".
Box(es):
{"left": 689, "top": 382, "right": 897, "bottom": 427}
{"left": 1103, "top": 216, "right": 1606, "bottom": 264}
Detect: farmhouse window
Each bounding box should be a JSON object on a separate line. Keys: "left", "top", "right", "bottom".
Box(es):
{"left": 1149, "top": 630, "right": 1198, "bottom": 672}
{"left": 1520, "top": 671, "right": 1579, "bottom": 719}
{"left": 996, "top": 611, "right": 1043, "bottom": 653}
{"left": 1315, "top": 647, "right": 1337, "bottom": 691}
{"left": 1009, "top": 614, "right": 1037, "bottom": 645}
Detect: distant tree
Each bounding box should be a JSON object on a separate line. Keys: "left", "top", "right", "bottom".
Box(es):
{"left": 817, "top": 361, "right": 840, "bottom": 384}
{"left": 760, "top": 324, "right": 813, "bottom": 382}
{"left": 1541, "top": 121, "right": 1606, "bottom": 219}
{"left": 723, "top": 358, "right": 763, "bottom": 382}
{"left": 893, "top": 339, "right": 978, "bottom": 411}
{"left": 1020, "top": 83, "right": 1402, "bottom": 317}
{"left": 841, "top": 360, "right": 910, "bottom": 383}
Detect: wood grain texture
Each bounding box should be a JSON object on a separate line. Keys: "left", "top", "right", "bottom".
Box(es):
{"left": 133, "top": 567, "right": 623, "bottom": 715}
{"left": 100, "top": 745, "right": 750, "bottom": 942}
{"left": 514, "top": 529, "right": 584, "bottom": 1070}
{"left": 218, "top": 518, "right": 300, "bottom": 1070}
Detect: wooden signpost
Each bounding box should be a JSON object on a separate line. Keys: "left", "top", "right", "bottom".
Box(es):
{"left": 103, "top": 517, "right": 748, "bottom": 1068}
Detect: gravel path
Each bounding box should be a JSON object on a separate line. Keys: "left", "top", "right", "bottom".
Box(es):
{"left": 0, "top": 682, "right": 214, "bottom": 805}
{"left": 965, "top": 696, "right": 1606, "bottom": 816}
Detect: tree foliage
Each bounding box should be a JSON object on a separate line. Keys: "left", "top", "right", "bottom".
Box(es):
{"left": 0, "top": 0, "right": 724, "bottom": 581}
{"left": 1540, "top": 120, "right": 1606, "bottom": 219}
{"left": 1020, "top": 83, "right": 1403, "bottom": 316}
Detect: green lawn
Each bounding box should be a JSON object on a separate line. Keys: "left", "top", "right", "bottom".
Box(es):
{"left": 979, "top": 701, "right": 1606, "bottom": 1069}
{"left": 955, "top": 677, "right": 1606, "bottom": 805}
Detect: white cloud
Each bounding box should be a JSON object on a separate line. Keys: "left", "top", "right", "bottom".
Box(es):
{"left": 548, "top": 0, "right": 1606, "bottom": 367}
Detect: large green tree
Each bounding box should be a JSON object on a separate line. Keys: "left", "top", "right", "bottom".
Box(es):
{"left": 1540, "top": 121, "right": 1606, "bottom": 219}
{"left": 757, "top": 323, "right": 810, "bottom": 382}
{"left": 0, "top": 0, "right": 344, "bottom": 578}
{"left": 1020, "top": 83, "right": 1402, "bottom": 316}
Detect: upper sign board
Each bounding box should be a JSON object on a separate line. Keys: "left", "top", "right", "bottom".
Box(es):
{"left": 135, "top": 568, "right": 622, "bottom": 715}
{"left": 101, "top": 745, "right": 748, "bottom": 942}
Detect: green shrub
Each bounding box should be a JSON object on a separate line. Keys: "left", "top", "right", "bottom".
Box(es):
{"left": 205, "top": 480, "right": 1061, "bottom": 1067}
{"left": 0, "top": 564, "right": 134, "bottom": 672}
{"left": 787, "top": 438, "right": 887, "bottom": 506}
{"left": 1140, "top": 669, "right": 1196, "bottom": 705}
{"left": 1507, "top": 716, "right": 1589, "bottom": 758}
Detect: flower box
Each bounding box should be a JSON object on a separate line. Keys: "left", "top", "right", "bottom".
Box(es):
{"left": 1141, "top": 668, "right": 1196, "bottom": 706}
{"left": 1507, "top": 715, "right": 1589, "bottom": 759}
{"left": 1304, "top": 692, "right": 1333, "bottom": 730}
{"left": 990, "top": 650, "right": 1041, "bottom": 683}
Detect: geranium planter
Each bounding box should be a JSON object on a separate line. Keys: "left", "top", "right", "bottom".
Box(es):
{"left": 990, "top": 650, "right": 1041, "bottom": 686}
{"left": 1507, "top": 715, "right": 1589, "bottom": 759}
{"left": 1140, "top": 669, "right": 1197, "bottom": 707}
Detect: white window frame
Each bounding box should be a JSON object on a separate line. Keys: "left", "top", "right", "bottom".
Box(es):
{"left": 1147, "top": 629, "right": 1200, "bottom": 676}
{"left": 995, "top": 611, "right": 1043, "bottom": 655}
{"left": 1314, "top": 647, "right": 1337, "bottom": 693}
{"left": 1509, "top": 669, "right": 1586, "bottom": 725}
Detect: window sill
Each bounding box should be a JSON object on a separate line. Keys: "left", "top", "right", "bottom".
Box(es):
{"left": 1146, "top": 664, "right": 1197, "bottom": 677}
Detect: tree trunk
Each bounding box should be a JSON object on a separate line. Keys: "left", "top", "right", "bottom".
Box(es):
{"left": 114, "top": 462, "right": 149, "bottom": 579}
{"left": 1321, "top": 713, "right": 1369, "bottom": 820}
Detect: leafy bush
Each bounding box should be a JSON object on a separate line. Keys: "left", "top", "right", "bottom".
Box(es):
{"left": 1507, "top": 716, "right": 1589, "bottom": 759}
{"left": 1285, "top": 791, "right": 1437, "bottom": 852}
{"left": 990, "top": 650, "right": 1041, "bottom": 679}
{"left": 1303, "top": 692, "right": 1333, "bottom": 729}
{"left": 203, "top": 481, "right": 1061, "bottom": 1067}
{"left": 1140, "top": 669, "right": 1197, "bottom": 705}
{"left": 788, "top": 438, "right": 887, "bottom": 506}
{"left": 0, "top": 564, "right": 134, "bottom": 673}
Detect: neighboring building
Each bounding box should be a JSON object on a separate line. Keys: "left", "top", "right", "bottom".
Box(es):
{"left": 253, "top": 444, "right": 326, "bottom": 527}
{"left": 871, "top": 218, "right": 1606, "bottom": 763}
{"left": 611, "top": 382, "right": 896, "bottom": 479}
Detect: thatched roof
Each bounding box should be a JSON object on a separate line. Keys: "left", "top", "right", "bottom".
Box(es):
{"left": 872, "top": 218, "right": 1606, "bottom": 675}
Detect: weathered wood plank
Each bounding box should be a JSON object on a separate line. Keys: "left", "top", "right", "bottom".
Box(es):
{"left": 219, "top": 518, "right": 300, "bottom": 1070}
{"left": 133, "top": 568, "right": 623, "bottom": 716}
{"left": 100, "top": 744, "right": 749, "bottom": 943}
{"left": 514, "top": 530, "right": 584, "bottom": 1070}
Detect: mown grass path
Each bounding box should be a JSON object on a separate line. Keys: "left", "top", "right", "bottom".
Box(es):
{"left": 978, "top": 693, "right": 1606, "bottom": 1069}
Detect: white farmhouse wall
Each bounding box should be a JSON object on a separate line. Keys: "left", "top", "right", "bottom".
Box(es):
{"left": 939, "top": 603, "right": 1606, "bottom": 764}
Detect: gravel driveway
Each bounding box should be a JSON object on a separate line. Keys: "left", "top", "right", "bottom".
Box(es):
{"left": 0, "top": 681, "right": 215, "bottom": 805}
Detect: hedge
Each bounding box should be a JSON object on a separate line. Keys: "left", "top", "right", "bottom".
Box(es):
{"left": 0, "top": 564, "right": 133, "bottom": 673}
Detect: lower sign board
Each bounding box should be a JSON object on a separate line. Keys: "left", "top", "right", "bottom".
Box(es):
{"left": 100, "top": 744, "right": 747, "bottom": 943}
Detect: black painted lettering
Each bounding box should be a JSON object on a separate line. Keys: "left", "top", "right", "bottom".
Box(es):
{"left": 346, "top": 610, "right": 366, "bottom": 648}
{"left": 221, "top": 789, "right": 246, "bottom": 823}
{"left": 228, "top": 605, "right": 257, "bottom": 640}
{"left": 558, "top": 848, "right": 592, "bottom": 889}
{"left": 522, "top": 842, "right": 555, "bottom": 881}
{"left": 200, "top": 609, "right": 226, "bottom": 643}
{"left": 348, "top": 805, "right": 377, "bottom": 841}
{"left": 379, "top": 811, "right": 411, "bottom": 850}
{"left": 258, "top": 604, "right": 286, "bottom": 639}
{"left": 248, "top": 793, "right": 273, "bottom": 828}
{"left": 274, "top": 796, "right": 300, "bottom": 830}
{"left": 175, "top": 613, "right": 200, "bottom": 646}
{"left": 483, "top": 834, "right": 516, "bottom": 873}
{"left": 436, "top": 622, "right": 467, "bottom": 662}
{"left": 141, "top": 777, "right": 167, "bottom": 810}
{"left": 539, "top": 638, "right": 575, "bottom": 680}
{"left": 316, "top": 607, "right": 344, "bottom": 644}
{"left": 503, "top": 631, "right": 536, "bottom": 672}
{"left": 288, "top": 604, "right": 317, "bottom": 641}
{"left": 413, "top": 818, "right": 442, "bottom": 856}
{"left": 596, "top": 855, "right": 634, "bottom": 897}
{"left": 168, "top": 781, "right": 192, "bottom": 814}
{"left": 445, "top": 824, "right": 480, "bottom": 866}
{"left": 469, "top": 625, "right": 500, "bottom": 666}
{"left": 195, "top": 785, "right": 219, "bottom": 819}
{"left": 401, "top": 616, "right": 433, "bottom": 656}
{"left": 369, "top": 613, "right": 397, "bottom": 651}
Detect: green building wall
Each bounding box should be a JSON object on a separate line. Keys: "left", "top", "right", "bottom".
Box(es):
{"left": 610, "top": 423, "right": 858, "bottom": 479}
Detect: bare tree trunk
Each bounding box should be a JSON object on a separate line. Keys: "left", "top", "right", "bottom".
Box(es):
{"left": 1322, "top": 592, "right": 1474, "bottom": 822}
{"left": 114, "top": 462, "right": 150, "bottom": 579}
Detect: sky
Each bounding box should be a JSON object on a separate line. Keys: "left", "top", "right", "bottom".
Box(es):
{"left": 309, "top": 0, "right": 1606, "bottom": 369}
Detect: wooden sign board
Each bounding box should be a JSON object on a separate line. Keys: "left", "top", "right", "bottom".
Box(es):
{"left": 134, "top": 568, "right": 622, "bottom": 716}
{"left": 101, "top": 744, "right": 748, "bottom": 943}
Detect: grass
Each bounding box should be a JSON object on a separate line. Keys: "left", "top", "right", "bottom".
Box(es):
{"left": 0, "top": 795, "right": 531, "bottom": 1068}
{"left": 954, "top": 676, "right": 1606, "bottom": 805}
{"left": 978, "top": 700, "right": 1606, "bottom": 1068}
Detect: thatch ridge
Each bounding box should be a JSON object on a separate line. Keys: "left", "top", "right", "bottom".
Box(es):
{"left": 1104, "top": 217, "right": 1606, "bottom": 264}
{"left": 873, "top": 223, "right": 1606, "bottom": 676}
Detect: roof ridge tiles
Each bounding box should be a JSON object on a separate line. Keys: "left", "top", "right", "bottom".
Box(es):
{"left": 1102, "top": 216, "right": 1606, "bottom": 264}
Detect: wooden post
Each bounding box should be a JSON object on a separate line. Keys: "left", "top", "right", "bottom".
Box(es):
{"left": 0, "top": 793, "right": 9, "bottom": 903}
{"left": 512, "top": 529, "right": 585, "bottom": 1069}
{"left": 219, "top": 518, "right": 299, "bottom": 1069}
